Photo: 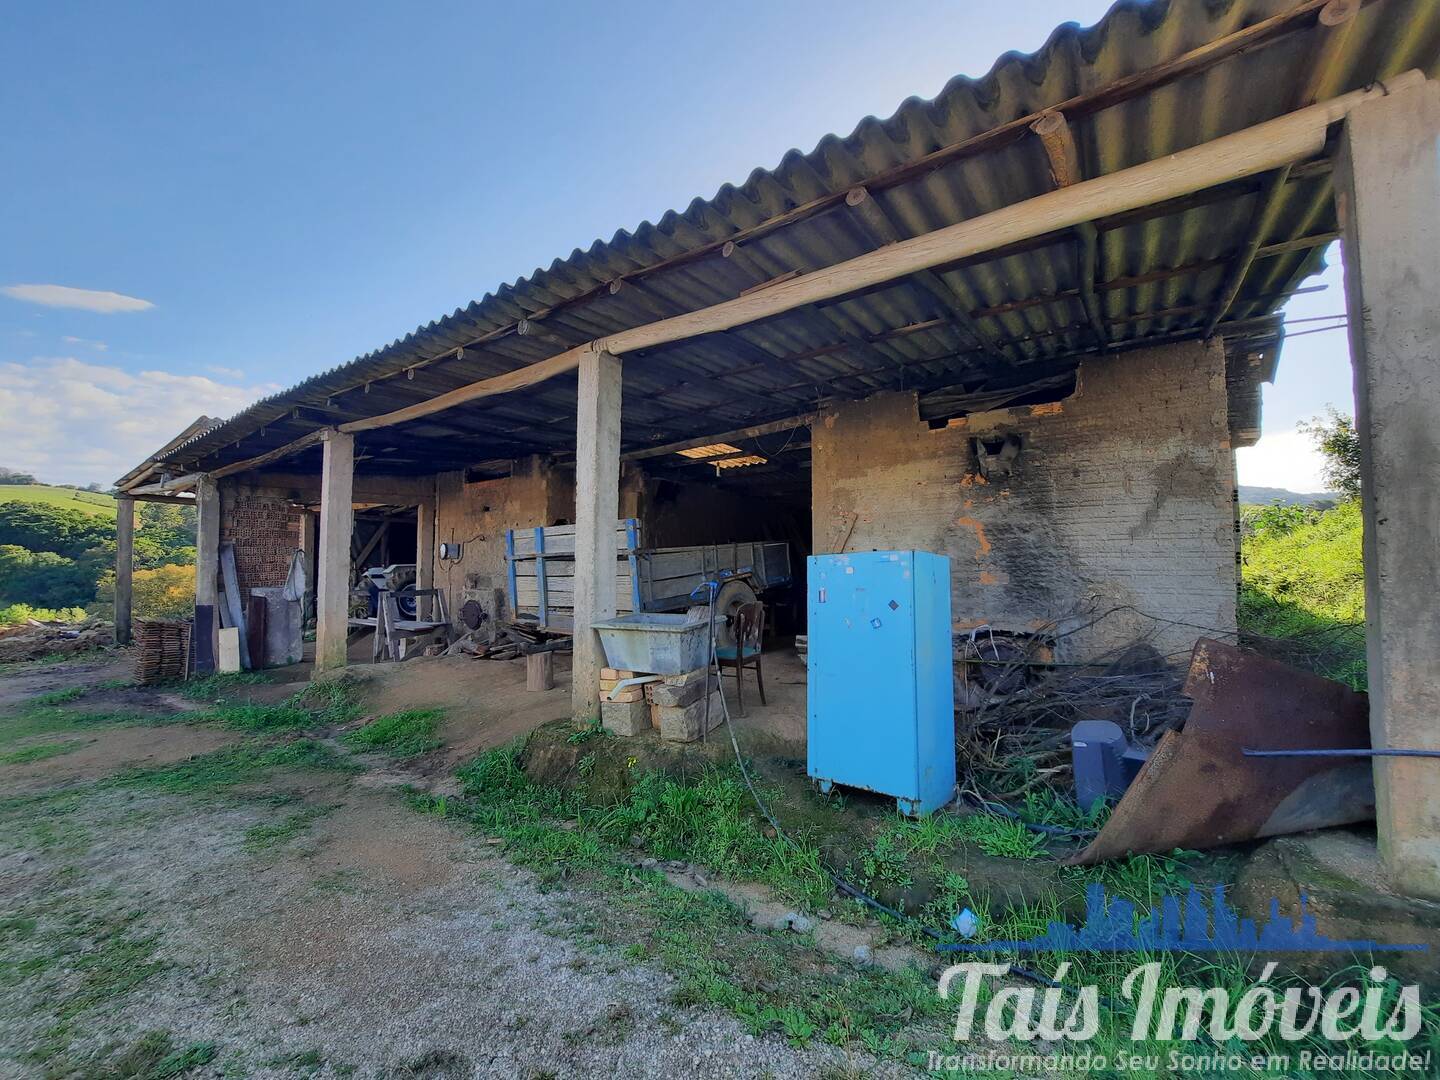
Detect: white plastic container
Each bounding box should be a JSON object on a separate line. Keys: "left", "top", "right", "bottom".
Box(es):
{"left": 590, "top": 613, "right": 709, "bottom": 675}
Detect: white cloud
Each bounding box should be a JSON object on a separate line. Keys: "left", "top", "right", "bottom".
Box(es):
{"left": 206, "top": 364, "right": 246, "bottom": 380}
{"left": 0, "top": 356, "right": 281, "bottom": 487}
{"left": 1, "top": 284, "right": 154, "bottom": 314}
{"left": 61, "top": 335, "right": 108, "bottom": 351}
{"left": 1235, "top": 426, "right": 1329, "bottom": 493}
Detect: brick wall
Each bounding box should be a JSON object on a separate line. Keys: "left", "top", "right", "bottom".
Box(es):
{"left": 220, "top": 489, "right": 303, "bottom": 597}
{"left": 810, "top": 339, "right": 1237, "bottom": 659}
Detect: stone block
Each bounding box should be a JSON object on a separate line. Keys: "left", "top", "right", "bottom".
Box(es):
{"left": 657, "top": 690, "right": 723, "bottom": 743}
{"left": 659, "top": 667, "right": 708, "bottom": 688}
{"left": 601, "top": 698, "right": 649, "bottom": 737}
{"left": 645, "top": 675, "right": 707, "bottom": 708}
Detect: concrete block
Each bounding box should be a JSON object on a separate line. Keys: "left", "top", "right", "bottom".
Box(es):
{"left": 601, "top": 698, "right": 649, "bottom": 737}
{"left": 645, "top": 676, "right": 707, "bottom": 708}
{"left": 659, "top": 667, "right": 708, "bottom": 688}
{"left": 657, "top": 690, "right": 723, "bottom": 743}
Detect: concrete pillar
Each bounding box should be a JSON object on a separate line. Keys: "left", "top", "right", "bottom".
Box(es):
{"left": 315, "top": 430, "right": 355, "bottom": 673}
{"left": 416, "top": 498, "right": 436, "bottom": 621}
{"left": 571, "top": 348, "right": 622, "bottom": 722}
{"left": 114, "top": 496, "right": 135, "bottom": 645}
{"left": 1335, "top": 78, "right": 1440, "bottom": 900}
{"left": 194, "top": 477, "right": 221, "bottom": 673}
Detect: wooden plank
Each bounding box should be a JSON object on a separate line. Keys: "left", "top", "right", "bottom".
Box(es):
{"left": 114, "top": 496, "right": 134, "bottom": 646}
{"left": 217, "top": 627, "right": 241, "bottom": 673}
{"left": 208, "top": 428, "right": 329, "bottom": 482}
{"left": 218, "top": 542, "right": 251, "bottom": 670}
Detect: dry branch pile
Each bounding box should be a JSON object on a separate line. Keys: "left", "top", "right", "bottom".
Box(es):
{"left": 0, "top": 617, "right": 114, "bottom": 664}
{"left": 954, "top": 611, "right": 1194, "bottom": 802}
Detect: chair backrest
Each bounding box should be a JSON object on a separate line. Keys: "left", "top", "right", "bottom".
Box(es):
{"left": 733, "top": 602, "right": 765, "bottom": 652}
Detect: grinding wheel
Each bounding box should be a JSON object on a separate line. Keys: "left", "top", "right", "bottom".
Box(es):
{"left": 711, "top": 579, "right": 758, "bottom": 653}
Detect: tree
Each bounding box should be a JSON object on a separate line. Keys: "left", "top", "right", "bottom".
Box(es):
{"left": 94, "top": 563, "right": 195, "bottom": 620}
{"left": 0, "top": 503, "right": 112, "bottom": 559}
{"left": 0, "top": 546, "right": 97, "bottom": 608}
{"left": 1299, "top": 408, "right": 1362, "bottom": 502}
{"left": 0, "top": 467, "right": 39, "bottom": 485}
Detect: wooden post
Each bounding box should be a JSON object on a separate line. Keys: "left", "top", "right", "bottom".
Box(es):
{"left": 194, "top": 476, "right": 221, "bottom": 673}
{"left": 1335, "top": 79, "right": 1440, "bottom": 901}
{"left": 315, "top": 430, "right": 355, "bottom": 673}
{"left": 416, "top": 498, "right": 436, "bottom": 622}
{"left": 571, "top": 348, "right": 622, "bottom": 723}
{"left": 114, "top": 496, "right": 135, "bottom": 645}
{"left": 526, "top": 651, "right": 555, "bottom": 691}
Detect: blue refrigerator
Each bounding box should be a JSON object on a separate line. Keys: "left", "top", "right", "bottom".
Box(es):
{"left": 807, "top": 550, "right": 955, "bottom": 816}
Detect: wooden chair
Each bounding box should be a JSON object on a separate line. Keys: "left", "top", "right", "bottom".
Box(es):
{"left": 716, "top": 601, "right": 766, "bottom": 715}
{"left": 379, "top": 587, "right": 452, "bottom": 660}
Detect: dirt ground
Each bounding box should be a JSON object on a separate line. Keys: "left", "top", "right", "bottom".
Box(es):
{"left": 0, "top": 652, "right": 932, "bottom": 1079}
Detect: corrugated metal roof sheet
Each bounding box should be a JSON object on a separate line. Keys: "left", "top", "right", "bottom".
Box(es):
{"left": 137, "top": 0, "right": 1440, "bottom": 482}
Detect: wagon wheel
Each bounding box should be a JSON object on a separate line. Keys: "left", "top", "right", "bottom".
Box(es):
{"left": 712, "top": 579, "right": 758, "bottom": 653}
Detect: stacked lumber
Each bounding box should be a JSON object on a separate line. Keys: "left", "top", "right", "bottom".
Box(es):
{"left": 599, "top": 665, "right": 722, "bottom": 743}
{"left": 134, "top": 619, "right": 191, "bottom": 684}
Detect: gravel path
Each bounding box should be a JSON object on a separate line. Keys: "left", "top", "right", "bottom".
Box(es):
{"left": 1, "top": 755, "right": 906, "bottom": 1078}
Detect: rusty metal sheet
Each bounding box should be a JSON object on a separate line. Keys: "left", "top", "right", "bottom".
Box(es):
{"left": 1068, "top": 638, "right": 1373, "bottom": 865}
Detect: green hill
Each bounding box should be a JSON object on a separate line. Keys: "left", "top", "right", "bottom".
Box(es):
{"left": 0, "top": 485, "right": 116, "bottom": 518}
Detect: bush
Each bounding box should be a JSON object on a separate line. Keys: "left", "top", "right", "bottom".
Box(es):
{"left": 1239, "top": 499, "right": 1366, "bottom": 686}
{"left": 0, "top": 602, "right": 88, "bottom": 626}
{"left": 93, "top": 563, "right": 195, "bottom": 620}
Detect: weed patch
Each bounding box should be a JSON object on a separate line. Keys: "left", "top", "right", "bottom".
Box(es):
{"left": 243, "top": 804, "right": 333, "bottom": 853}
{"left": 108, "top": 739, "right": 356, "bottom": 795}
{"left": 343, "top": 708, "right": 444, "bottom": 758}
{"left": 30, "top": 685, "right": 88, "bottom": 706}
{"left": 0, "top": 739, "right": 80, "bottom": 765}
{"left": 174, "top": 671, "right": 272, "bottom": 702}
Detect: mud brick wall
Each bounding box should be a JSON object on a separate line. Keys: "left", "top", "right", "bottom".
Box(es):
{"left": 434, "top": 455, "right": 575, "bottom": 625}
{"left": 219, "top": 489, "right": 303, "bottom": 597}
{"left": 810, "top": 339, "right": 1237, "bottom": 659}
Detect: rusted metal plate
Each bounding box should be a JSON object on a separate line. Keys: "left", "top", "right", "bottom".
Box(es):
{"left": 1068, "top": 638, "right": 1373, "bottom": 864}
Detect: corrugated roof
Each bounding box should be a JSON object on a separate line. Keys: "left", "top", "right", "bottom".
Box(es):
{"left": 133, "top": 0, "right": 1440, "bottom": 483}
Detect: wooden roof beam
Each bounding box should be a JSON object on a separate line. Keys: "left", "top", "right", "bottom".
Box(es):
{"left": 1031, "top": 109, "right": 1110, "bottom": 349}
{"left": 1202, "top": 164, "right": 1295, "bottom": 339}
{"left": 843, "top": 186, "right": 1007, "bottom": 362}
{"left": 330, "top": 76, "right": 1420, "bottom": 436}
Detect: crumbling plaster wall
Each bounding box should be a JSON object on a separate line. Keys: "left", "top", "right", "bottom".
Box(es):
{"left": 433, "top": 455, "right": 574, "bottom": 624}
{"left": 810, "top": 339, "right": 1237, "bottom": 659}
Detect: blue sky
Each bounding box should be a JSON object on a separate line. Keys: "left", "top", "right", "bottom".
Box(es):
{"left": 1, "top": 0, "right": 1352, "bottom": 489}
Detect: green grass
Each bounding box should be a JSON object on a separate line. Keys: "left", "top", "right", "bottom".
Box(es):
{"left": 0, "top": 706, "right": 150, "bottom": 749}
{"left": 174, "top": 672, "right": 272, "bottom": 701}
{"left": 342, "top": 707, "right": 444, "bottom": 758}
{"left": 30, "top": 685, "right": 89, "bottom": 706}
{"left": 108, "top": 739, "right": 357, "bottom": 795}
{"left": 184, "top": 673, "right": 366, "bottom": 733}
{"left": 0, "top": 483, "right": 116, "bottom": 517}
{"left": 1240, "top": 499, "right": 1367, "bottom": 687}
{"left": 0, "top": 740, "right": 80, "bottom": 765}
{"left": 413, "top": 746, "right": 949, "bottom": 1057}
{"left": 242, "top": 804, "right": 333, "bottom": 853}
